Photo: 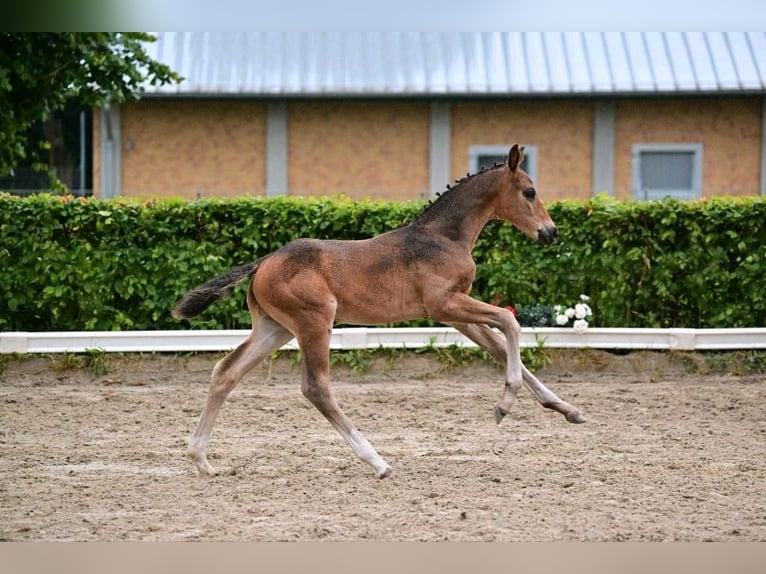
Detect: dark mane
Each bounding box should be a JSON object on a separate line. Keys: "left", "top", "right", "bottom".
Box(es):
{"left": 415, "top": 161, "right": 506, "bottom": 223}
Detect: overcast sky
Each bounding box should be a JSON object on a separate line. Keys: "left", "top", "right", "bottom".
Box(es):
{"left": 125, "top": 0, "right": 765, "bottom": 31}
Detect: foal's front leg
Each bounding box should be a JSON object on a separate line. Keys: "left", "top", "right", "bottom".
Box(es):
{"left": 428, "top": 294, "right": 526, "bottom": 418}
{"left": 449, "top": 322, "right": 585, "bottom": 424}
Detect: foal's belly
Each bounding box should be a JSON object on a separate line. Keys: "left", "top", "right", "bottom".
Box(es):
{"left": 333, "top": 286, "right": 428, "bottom": 326}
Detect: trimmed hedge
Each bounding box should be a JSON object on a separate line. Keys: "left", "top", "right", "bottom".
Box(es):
{"left": 1, "top": 192, "right": 764, "bottom": 331}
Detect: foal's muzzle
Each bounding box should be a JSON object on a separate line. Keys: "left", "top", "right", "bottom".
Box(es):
{"left": 537, "top": 224, "right": 559, "bottom": 245}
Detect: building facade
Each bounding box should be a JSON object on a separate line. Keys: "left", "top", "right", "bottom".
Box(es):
{"left": 94, "top": 32, "right": 766, "bottom": 201}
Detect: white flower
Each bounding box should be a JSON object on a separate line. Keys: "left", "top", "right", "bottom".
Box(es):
{"left": 575, "top": 303, "right": 592, "bottom": 319}
{"left": 573, "top": 319, "right": 589, "bottom": 332}
{"left": 552, "top": 296, "right": 593, "bottom": 329}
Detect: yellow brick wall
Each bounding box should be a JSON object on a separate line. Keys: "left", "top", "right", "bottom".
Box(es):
{"left": 451, "top": 100, "right": 595, "bottom": 202}
{"left": 287, "top": 100, "right": 430, "bottom": 201}
{"left": 614, "top": 97, "right": 762, "bottom": 199}
{"left": 118, "top": 100, "right": 267, "bottom": 199}
{"left": 96, "top": 96, "right": 763, "bottom": 202}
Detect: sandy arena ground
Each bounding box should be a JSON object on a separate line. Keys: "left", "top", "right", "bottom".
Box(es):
{"left": 0, "top": 350, "right": 764, "bottom": 541}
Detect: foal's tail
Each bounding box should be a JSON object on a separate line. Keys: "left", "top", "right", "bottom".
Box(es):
{"left": 171, "top": 257, "right": 269, "bottom": 320}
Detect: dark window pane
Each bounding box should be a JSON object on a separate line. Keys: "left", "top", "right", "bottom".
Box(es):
{"left": 640, "top": 151, "right": 694, "bottom": 190}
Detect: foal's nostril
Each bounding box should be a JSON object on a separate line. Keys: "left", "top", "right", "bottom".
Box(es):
{"left": 537, "top": 225, "right": 559, "bottom": 245}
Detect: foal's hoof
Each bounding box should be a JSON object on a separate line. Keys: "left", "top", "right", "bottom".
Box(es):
{"left": 377, "top": 466, "right": 393, "bottom": 479}
{"left": 566, "top": 410, "right": 587, "bottom": 424}
{"left": 494, "top": 406, "right": 508, "bottom": 425}
{"left": 187, "top": 451, "right": 218, "bottom": 476}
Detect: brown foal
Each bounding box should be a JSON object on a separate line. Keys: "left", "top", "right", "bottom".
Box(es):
{"left": 173, "top": 144, "right": 585, "bottom": 479}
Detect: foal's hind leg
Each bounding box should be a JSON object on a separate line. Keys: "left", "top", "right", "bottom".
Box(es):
{"left": 295, "top": 323, "right": 392, "bottom": 478}
{"left": 187, "top": 316, "right": 293, "bottom": 476}
{"left": 449, "top": 323, "right": 585, "bottom": 424}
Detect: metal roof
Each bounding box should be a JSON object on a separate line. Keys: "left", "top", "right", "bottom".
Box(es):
{"left": 143, "top": 32, "right": 766, "bottom": 97}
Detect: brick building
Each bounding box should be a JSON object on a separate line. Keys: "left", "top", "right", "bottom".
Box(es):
{"left": 94, "top": 32, "right": 766, "bottom": 202}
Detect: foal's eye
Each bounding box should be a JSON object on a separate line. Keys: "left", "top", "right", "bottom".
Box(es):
{"left": 522, "top": 188, "right": 536, "bottom": 201}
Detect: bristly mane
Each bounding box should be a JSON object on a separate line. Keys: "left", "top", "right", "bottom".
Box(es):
{"left": 415, "top": 161, "right": 506, "bottom": 223}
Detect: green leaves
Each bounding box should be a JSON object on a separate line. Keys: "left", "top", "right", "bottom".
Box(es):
{"left": 0, "top": 33, "right": 182, "bottom": 177}
{"left": 1, "top": 193, "right": 765, "bottom": 331}
{"left": 473, "top": 195, "right": 766, "bottom": 329}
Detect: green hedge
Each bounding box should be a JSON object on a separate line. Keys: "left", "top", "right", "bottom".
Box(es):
{"left": 1, "top": 192, "right": 764, "bottom": 331}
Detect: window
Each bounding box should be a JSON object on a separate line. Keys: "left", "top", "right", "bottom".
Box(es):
{"left": 468, "top": 145, "right": 537, "bottom": 180}
{"left": 632, "top": 144, "right": 703, "bottom": 200}
{"left": 0, "top": 102, "right": 93, "bottom": 197}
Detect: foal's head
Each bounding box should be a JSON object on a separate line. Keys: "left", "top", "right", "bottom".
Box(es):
{"left": 493, "top": 144, "right": 559, "bottom": 245}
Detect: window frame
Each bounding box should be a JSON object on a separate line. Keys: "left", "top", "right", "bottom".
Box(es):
{"left": 631, "top": 143, "right": 703, "bottom": 200}
{"left": 468, "top": 144, "right": 538, "bottom": 181}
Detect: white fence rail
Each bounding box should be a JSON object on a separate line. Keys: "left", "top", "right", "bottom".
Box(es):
{"left": 2, "top": 327, "right": 766, "bottom": 354}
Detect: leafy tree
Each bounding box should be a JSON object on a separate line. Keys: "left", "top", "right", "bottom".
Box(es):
{"left": 0, "top": 33, "right": 181, "bottom": 178}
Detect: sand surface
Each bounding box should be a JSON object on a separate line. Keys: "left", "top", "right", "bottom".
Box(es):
{"left": 1, "top": 351, "right": 764, "bottom": 541}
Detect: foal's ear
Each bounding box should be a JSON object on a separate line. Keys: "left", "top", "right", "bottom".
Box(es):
{"left": 507, "top": 144, "right": 525, "bottom": 173}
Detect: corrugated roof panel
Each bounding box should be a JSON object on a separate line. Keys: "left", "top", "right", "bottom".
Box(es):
{"left": 664, "top": 33, "right": 697, "bottom": 90}
{"left": 226, "top": 34, "right": 242, "bottom": 92}
{"left": 484, "top": 32, "right": 510, "bottom": 93}
{"left": 421, "top": 33, "right": 446, "bottom": 93}
{"left": 210, "top": 33, "right": 231, "bottom": 91}
{"left": 346, "top": 32, "right": 367, "bottom": 92}
{"left": 261, "top": 33, "right": 280, "bottom": 93}
{"left": 214, "top": 32, "right": 239, "bottom": 93}
{"left": 403, "top": 32, "right": 429, "bottom": 93}
{"left": 443, "top": 34, "right": 463, "bottom": 93}
{"left": 200, "top": 33, "right": 215, "bottom": 91}
{"left": 280, "top": 33, "right": 301, "bottom": 93}
{"left": 525, "top": 32, "right": 550, "bottom": 92}
{"left": 177, "top": 32, "right": 191, "bottom": 84}
{"left": 342, "top": 32, "right": 364, "bottom": 93}
{"left": 180, "top": 32, "right": 199, "bottom": 92}
{"left": 366, "top": 33, "right": 386, "bottom": 93}
{"left": 602, "top": 33, "right": 633, "bottom": 91}
{"left": 297, "top": 33, "right": 316, "bottom": 92}
{"left": 685, "top": 32, "right": 719, "bottom": 90}
{"left": 706, "top": 32, "right": 740, "bottom": 89}
{"left": 323, "top": 32, "right": 342, "bottom": 91}
{"left": 644, "top": 32, "right": 675, "bottom": 91}
{"left": 390, "top": 33, "right": 408, "bottom": 93}
{"left": 346, "top": 33, "right": 361, "bottom": 91}
{"left": 325, "top": 33, "right": 344, "bottom": 92}
{"left": 386, "top": 32, "right": 407, "bottom": 94}
{"left": 543, "top": 32, "right": 571, "bottom": 92}
{"left": 562, "top": 32, "right": 591, "bottom": 92}
{"left": 153, "top": 31, "right": 176, "bottom": 79}
{"left": 459, "top": 33, "right": 484, "bottom": 93}
{"left": 726, "top": 32, "right": 761, "bottom": 89}
{"left": 504, "top": 32, "right": 529, "bottom": 93}
{"left": 305, "top": 32, "right": 326, "bottom": 92}
{"left": 403, "top": 32, "right": 424, "bottom": 93}
{"left": 583, "top": 32, "right": 612, "bottom": 92}
{"left": 141, "top": 32, "right": 766, "bottom": 97}
{"left": 746, "top": 32, "right": 766, "bottom": 85}
{"left": 623, "top": 33, "right": 654, "bottom": 91}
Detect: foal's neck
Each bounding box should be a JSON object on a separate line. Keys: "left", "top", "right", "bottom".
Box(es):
{"left": 413, "top": 169, "right": 499, "bottom": 249}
